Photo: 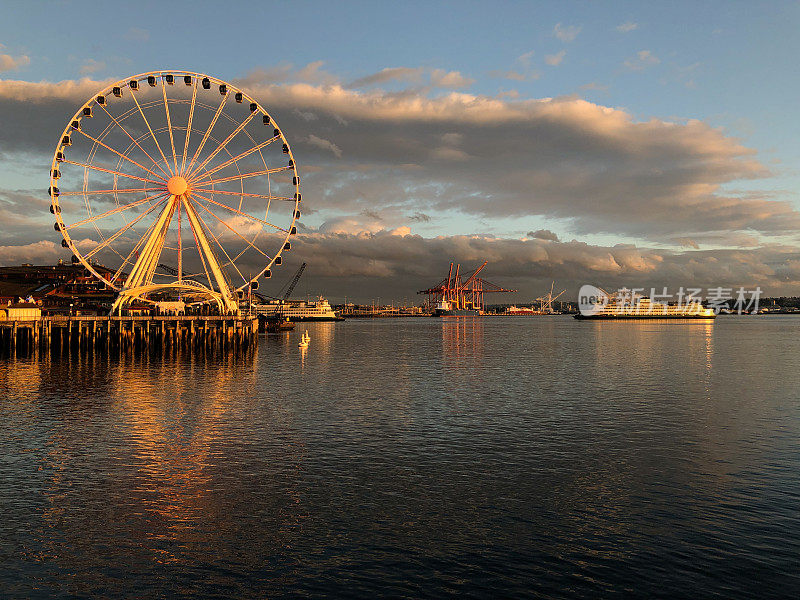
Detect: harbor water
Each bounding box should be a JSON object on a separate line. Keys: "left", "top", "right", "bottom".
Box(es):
{"left": 1, "top": 316, "right": 799, "bottom": 598}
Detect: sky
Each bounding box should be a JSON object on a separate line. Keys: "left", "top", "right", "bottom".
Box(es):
{"left": 3, "top": 0, "right": 800, "bottom": 302}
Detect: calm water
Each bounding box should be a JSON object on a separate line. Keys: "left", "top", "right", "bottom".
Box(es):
{"left": 1, "top": 316, "right": 799, "bottom": 598}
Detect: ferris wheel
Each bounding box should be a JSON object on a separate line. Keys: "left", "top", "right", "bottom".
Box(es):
{"left": 48, "top": 70, "right": 301, "bottom": 314}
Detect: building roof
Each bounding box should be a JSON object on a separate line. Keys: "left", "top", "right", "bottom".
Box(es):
{"left": 0, "top": 281, "right": 44, "bottom": 298}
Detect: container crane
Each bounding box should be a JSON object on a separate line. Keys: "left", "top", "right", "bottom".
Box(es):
{"left": 280, "top": 262, "right": 307, "bottom": 300}
{"left": 418, "top": 261, "right": 515, "bottom": 312}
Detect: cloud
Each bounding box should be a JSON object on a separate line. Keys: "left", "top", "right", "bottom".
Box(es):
{"left": 0, "top": 69, "right": 793, "bottom": 264}
{"left": 490, "top": 69, "right": 540, "bottom": 82}
{"left": 294, "top": 60, "right": 339, "bottom": 85}
{"left": 4, "top": 226, "right": 800, "bottom": 298}
{"left": 79, "top": 58, "right": 106, "bottom": 75}
{"left": 491, "top": 51, "right": 541, "bottom": 81}
{"left": 545, "top": 50, "right": 566, "bottom": 66}
{"left": 0, "top": 54, "right": 30, "bottom": 73}
{"left": 616, "top": 22, "right": 638, "bottom": 33}
{"left": 249, "top": 229, "right": 800, "bottom": 299}
{"left": 430, "top": 69, "right": 475, "bottom": 89}
{"left": 347, "top": 67, "right": 425, "bottom": 88}
{"left": 554, "top": 23, "right": 582, "bottom": 42}
{"left": 304, "top": 134, "right": 342, "bottom": 158}
{"left": 579, "top": 82, "right": 609, "bottom": 92}
{"left": 529, "top": 229, "right": 560, "bottom": 242}
{"left": 430, "top": 146, "right": 470, "bottom": 161}
{"left": 235, "top": 64, "right": 295, "bottom": 85}
{"left": 236, "top": 61, "right": 340, "bottom": 87}
{"left": 123, "top": 27, "right": 149, "bottom": 42}
{"left": 674, "top": 237, "right": 700, "bottom": 249}
{"left": 517, "top": 51, "right": 535, "bottom": 67}
{"left": 0, "top": 240, "right": 60, "bottom": 264}
{"left": 348, "top": 66, "right": 474, "bottom": 90}
{"left": 293, "top": 109, "right": 318, "bottom": 121}
{"left": 624, "top": 50, "right": 661, "bottom": 71}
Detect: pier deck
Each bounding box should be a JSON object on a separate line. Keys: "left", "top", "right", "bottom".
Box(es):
{"left": 0, "top": 315, "right": 259, "bottom": 355}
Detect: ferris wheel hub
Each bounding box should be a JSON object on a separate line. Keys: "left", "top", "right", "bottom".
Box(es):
{"left": 167, "top": 175, "right": 189, "bottom": 196}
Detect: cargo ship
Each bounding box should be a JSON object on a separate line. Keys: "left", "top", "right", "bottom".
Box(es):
{"left": 505, "top": 305, "right": 545, "bottom": 315}
{"left": 433, "top": 300, "right": 480, "bottom": 317}
{"left": 253, "top": 297, "right": 344, "bottom": 321}
{"left": 575, "top": 294, "right": 716, "bottom": 320}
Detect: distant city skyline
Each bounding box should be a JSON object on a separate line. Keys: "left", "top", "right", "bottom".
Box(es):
{"left": 2, "top": 1, "right": 800, "bottom": 301}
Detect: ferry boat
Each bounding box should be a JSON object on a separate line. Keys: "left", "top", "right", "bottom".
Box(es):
{"left": 575, "top": 294, "right": 716, "bottom": 320}
{"left": 253, "top": 297, "right": 344, "bottom": 322}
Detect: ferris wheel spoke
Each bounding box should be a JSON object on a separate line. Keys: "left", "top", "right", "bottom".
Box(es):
{"left": 185, "top": 93, "right": 228, "bottom": 176}
{"left": 129, "top": 88, "right": 174, "bottom": 176}
{"left": 110, "top": 205, "right": 165, "bottom": 284}
{"left": 189, "top": 191, "right": 289, "bottom": 233}
{"left": 191, "top": 187, "right": 294, "bottom": 202}
{"left": 67, "top": 192, "right": 169, "bottom": 229}
{"left": 190, "top": 206, "right": 249, "bottom": 285}
{"left": 84, "top": 195, "right": 169, "bottom": 259}
{"left": 185, "top": 111, "right": 258, "bottom": 180}
{"left": 181, "top": 81, "right": 198, "bottom": 174}
{"left": 60, "top": 186, "right": 165, "bottom": 196}
{"left": 191, "top": 136, "right": 281, "bottom": 182}
{"left": 184, "top": 209, "right": 215, "bottom": 290}
{"left": 61, "top": 160, "right": 164, "bottom": 185}
{"left": 97, "top": 104, "right": 171, "bottom": 179}
{"left": 192, "top": 196, "right": 270, "bottom": 259}
{"left": 162, "top": 81, "right": 179, "bottom": 174}
{"left": 190, "top": 166, "right": 291, "bottom": 187}
{"left": 75, "top": 129, "right": 168, "bottom": 182}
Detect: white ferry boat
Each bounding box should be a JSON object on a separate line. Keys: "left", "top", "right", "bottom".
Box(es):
{"left": 575, "top": 294, "right": 716, "bottom": 320}
{"left": 252, "top": 297, "right": 344, "bottom": 322}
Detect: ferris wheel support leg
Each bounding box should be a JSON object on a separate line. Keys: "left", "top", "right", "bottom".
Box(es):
{"left": 181, "top": 195, "right": 238, "bottom": 314}
{"left": 111, "top": 196, "right": 179, "bottom": 314}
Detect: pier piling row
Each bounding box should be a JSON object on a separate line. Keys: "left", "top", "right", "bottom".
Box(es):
{"left": 0, "top": 315, "right": 259, "bottom": 355}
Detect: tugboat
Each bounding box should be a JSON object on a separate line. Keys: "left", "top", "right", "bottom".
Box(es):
{"left": 261, "top": 315, "right": 295, "bottom": 333}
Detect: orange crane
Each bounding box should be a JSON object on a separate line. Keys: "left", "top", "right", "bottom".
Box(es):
{"left": 418, "top": 261, "right": 516, "bottom": 312}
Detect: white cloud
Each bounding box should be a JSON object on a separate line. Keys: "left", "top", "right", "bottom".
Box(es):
{"left": 348, "top": 66, "right": 474, "bottom": 90}
{"left": 0, "top": 240, "right": 59, "bottom": 264}
{"left": 624, "top": 50, "right": 661, "bottom": 71}
{"left": 430, "top": 69, "right": 475, "bottom": 89}
{"left": 79, "top": 58, "right": 106, "bottom": 75}
{"left": 616, "top": 22, "right": 638, "bottom": 33}
{"left": 517, "top": 50, "right": 535, "bottom": 67}
{"left": 294, "top": 60, "right": 339, "bottom": 86}
{"left": 0, "top": 69, "right": 790, "bottom": 257}
{"left": 347, "top": 67, "right": 425, "bottom": 88}
{"left": 545, "top": 50, "right": 566, "bottom": 66}
{"left": 554, "top": 23, "right": 582, "bottom": 42}
{"left": 305, "top": 134, "right": 342, "bottom": 158}
{"left": 0, "top": 54, "right": 30, "bottom": 73}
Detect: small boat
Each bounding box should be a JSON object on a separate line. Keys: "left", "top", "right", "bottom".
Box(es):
{"left": 298, "top": 330, "right": 310, "bottom": 348}
{"left": 262, "top": 316, "right": 295, "bottom": 333}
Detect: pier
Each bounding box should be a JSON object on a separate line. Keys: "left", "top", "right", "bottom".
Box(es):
{"left": 0, "top": 315, "right": 259, "bottom": 355}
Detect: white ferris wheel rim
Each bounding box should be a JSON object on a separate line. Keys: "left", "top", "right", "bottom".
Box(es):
{"left": 49, "top": 69, "right": 301, "bottom": 298}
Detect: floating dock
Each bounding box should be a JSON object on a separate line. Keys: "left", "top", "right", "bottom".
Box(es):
{"left": 0, "top": 315, "right": 259, "bottom": 355}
